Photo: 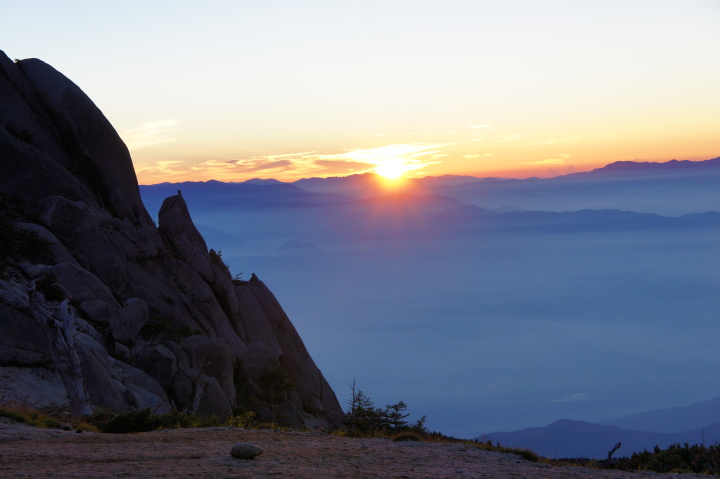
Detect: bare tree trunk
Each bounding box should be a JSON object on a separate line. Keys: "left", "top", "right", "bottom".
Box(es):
{"left": 191, "top": 376, "right": 209, "bottom": 414}
{"left": 46, "top": 298, "right": 93, "bottom": 417}
{"left": 607, "top": 441, "right": 622, "bottom": 463}
{"left": 1, "top": 285, "right": 92, "bottom": 416}
{"left": 190, "top": 358, "right": 211, "bottom": 414}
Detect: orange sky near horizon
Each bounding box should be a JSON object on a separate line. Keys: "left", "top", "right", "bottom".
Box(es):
{"left": 129, "top": 129, "right": 720, "bottom": 184}
{"left": 2, "top": 1, "right": 719, "bottom": 185}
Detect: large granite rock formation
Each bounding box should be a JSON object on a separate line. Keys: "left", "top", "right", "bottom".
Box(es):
{"left": 0, "top": 51, "right": 343, "bottom": 428}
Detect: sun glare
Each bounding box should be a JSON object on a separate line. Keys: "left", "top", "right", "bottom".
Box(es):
{"left": 374, "top": 161, "right": 411, "bottom": 179}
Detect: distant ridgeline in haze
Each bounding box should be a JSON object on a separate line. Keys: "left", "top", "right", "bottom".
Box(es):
{"left": 142, "top": 156, "right": 720, "bottom": 217}
{"left": 139, "top": 155, "right": 720, "bottom": 453}
{"left": 0, "top": 50, "right": 343, "bottom": 429}
{"left": 486, "top": 395, "right": 720, "bottom": 459}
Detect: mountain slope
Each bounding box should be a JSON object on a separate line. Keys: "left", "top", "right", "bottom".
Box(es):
{"left": 0, "top": 51, "right": 342, "bottom": 427}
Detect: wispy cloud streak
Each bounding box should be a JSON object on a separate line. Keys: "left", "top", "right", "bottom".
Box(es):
{"left": 122, "top": 120, "right": 180, "bottom": 150}
{"left": 190, "top": 143, "right": 445, "bottom": 179}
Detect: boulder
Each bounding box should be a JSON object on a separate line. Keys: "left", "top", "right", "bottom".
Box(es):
{"left": 112, "top": 298, "right": 149, "bottom": 346}
{"left": 79, "top": 299, "right": 118, "bottom": 327}
{"left": 230, "top": 443, "right": 263, "bottom": 459}
{"left": 133, "top": 345, "right": 177, "bottom": 390}
{"left": 192, "top": 375, "right": 233, "bottom": 417}
{"left": 50, "top": 262, "right": 118, "bottom": 305}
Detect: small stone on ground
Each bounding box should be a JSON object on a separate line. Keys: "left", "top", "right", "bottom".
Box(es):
{"left": 230, "top": 442, "right": 263, "bottom": 459}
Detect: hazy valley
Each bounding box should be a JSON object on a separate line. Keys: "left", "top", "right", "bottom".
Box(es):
{"left": 141, "top": 158, "right": 720, "bottom": 455}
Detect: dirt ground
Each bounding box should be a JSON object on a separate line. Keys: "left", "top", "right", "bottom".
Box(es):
{"left": 0, "top": 420, "right": 711, "bottom": 478}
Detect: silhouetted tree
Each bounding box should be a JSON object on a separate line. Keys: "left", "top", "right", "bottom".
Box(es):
{"left": 385, "top": 401, "right": 410, "bottom": 430}
{"left": 345, "top": 381, "right": 426, "bottom": 435}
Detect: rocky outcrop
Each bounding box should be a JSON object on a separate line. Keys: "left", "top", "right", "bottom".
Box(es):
{"left": 0, "top": 51, "right": 343, "bottom": 428}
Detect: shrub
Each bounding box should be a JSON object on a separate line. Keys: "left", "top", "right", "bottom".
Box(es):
{"left": 619, "top": 442, "right": 720, "bottom": 474}
{"left": 0, "top": 404, "right": 83, "bottom": 430}
{"left": 507, "top": 447, "right": 540, "bottom": 463}
{"left": 209, "top": 249, "right": 230, "bottom": 272}
{"left": 0, "top": 408, "right": 27, "bottom": 424}
{"left": 98, "top": 409, "right": 161, "bottom": 434}
{"left": 392, "top": 432, "right": 423, "bottom": 442}
{"left": 226, "top": 411, "right": 256, "bottom": 428}
{"left": 90, "top": 408, "right": 256, "bottom": 434}
{"left": 344, "top": 381, "right": 427, "bottom": 436}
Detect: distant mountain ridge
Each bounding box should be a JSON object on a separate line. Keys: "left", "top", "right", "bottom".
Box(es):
{"left": 487, "top": 419, "right": 720, "bottom": 459}
{"left": 141, "top": 157, "right": 720, "bottom": 217}
{"left": 487, "top": 394, "right": 720, "bottom": 458}
{"left": 140, "top": 180, "right": 353, "bottom": 216}
{"left": 281, "top": 157, "right": 720, "bottom": 216}
{"left": 583, "top": 157, "right": 720, "bottom": 174}
{"left": 600, "top": 395, "right": 720, "bottom": 434}
{"left": 288, "top": 157, "right": 719, "bottom": 189}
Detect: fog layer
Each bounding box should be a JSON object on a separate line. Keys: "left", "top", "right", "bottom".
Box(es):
{"left": 141, "top": 162, "right": 720, "bottom": 437}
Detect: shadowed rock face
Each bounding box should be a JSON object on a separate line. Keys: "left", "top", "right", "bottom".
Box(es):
{"left": 0, "top": 50, "right": 343, "bottom": 428}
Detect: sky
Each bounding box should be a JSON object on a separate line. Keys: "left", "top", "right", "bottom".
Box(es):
{"left": 2, "top": 1, "right": 720, "bottom": 183}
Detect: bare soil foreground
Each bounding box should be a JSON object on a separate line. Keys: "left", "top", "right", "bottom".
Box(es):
{"left": 0, "top": 421, "right": 710, "bottom": 478}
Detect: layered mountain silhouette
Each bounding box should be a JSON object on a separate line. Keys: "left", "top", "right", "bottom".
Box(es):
{"left": 600, "top": 395, "right": 720, "bottom": 434}
{"left": 139, "top": 157, "right": 720, "bottom": 442}
{"left": 286, "top": 158, "right": 720, "bottom": 216}
{"left": 0, "top": 51, "right": 342, "bottom": 427}
{"left": 487, "top": 394, "right": 720, "bottom": 458}
{"left": 487, "top": 418, "right": 720, "bottom": 459}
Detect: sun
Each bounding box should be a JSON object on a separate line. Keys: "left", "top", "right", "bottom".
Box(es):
{"left": 374, "top": 161, "right": 411, "bottom": 179}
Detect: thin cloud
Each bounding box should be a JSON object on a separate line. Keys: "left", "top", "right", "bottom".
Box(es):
{"left": 190, "top": 144, "right": 445, "bottom": 179}
{"left": 231, "top": 158, "right": 294, "bottom": 172}
{"left": 122, "top": 120, "right": 180, "bottom": 150}
{"left": 551, "top": 393, "right": 588, "bottom": 403}
{"left": 136, "top": 160, "right": 184, "bottom": 174}
{"left": 313, "top": 159, "right": 379, "bottom": 174}
{"left": 135, "top": 160, "right": 190, "bottom": 183}
{"left": 524, "top": 154, "right": 571, "bottom": 165}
